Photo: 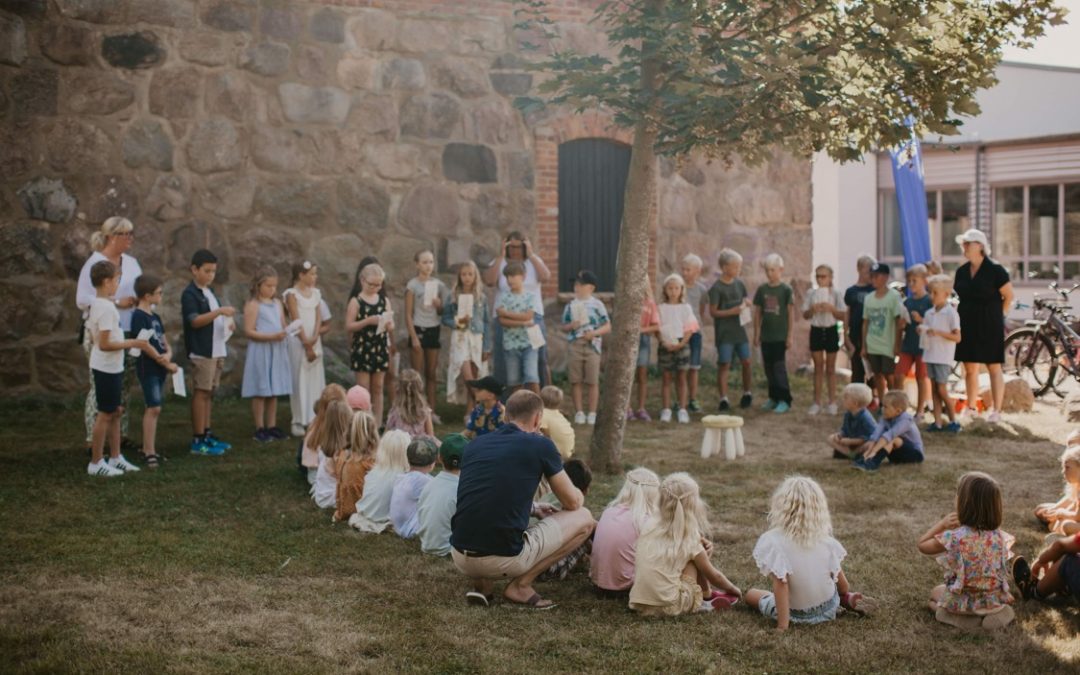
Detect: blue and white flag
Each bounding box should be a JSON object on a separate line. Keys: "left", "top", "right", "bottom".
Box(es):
{"left": 889, "top": 124, "right": 932, "bottom": 274}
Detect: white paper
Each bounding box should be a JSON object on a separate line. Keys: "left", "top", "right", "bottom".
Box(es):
{"left": 455, "top": 294, "right": 474, "bottom": 320}
{"left": 172, "top": 367, "right": 186, "bottom": 397}
{"left": 223, "top": 319, "right": 235, "bottom": 343}
{"left": 128, "top": 328, "right": 155, "bottom": 356}
{"left": 423, "top": 280, "right": 439, "bottom": 308}
{"left": 812, "top": 287, "right": 830, "bottom": 306}
{"left": 739, "top": 305, "right": 753, "bottom": 327}
{"left": 570, "top": 300, "right": 588, "bottom": 326}
{"left": 526, "top": 324, "right": 546, "bottom": 349}
{"left": 660, "top": 317, "right": 683, "bottom": 344}
{"left": 376, "top": 310, "right": 393, "bottom": 335}
{"left": 286, "top": 319, "right": 303, "bottom": 336}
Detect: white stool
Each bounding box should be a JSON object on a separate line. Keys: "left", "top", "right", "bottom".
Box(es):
{"left": 700, "top": 415, "right": 745, "bottom": 460}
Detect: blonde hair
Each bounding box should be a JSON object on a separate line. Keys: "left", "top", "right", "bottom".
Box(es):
{"left": 815, "top": 263, "right": 834, "bottom": 277}
{"left": 926, "top": 260, "right": 943, "bottom": 275}
{"left": 390, "top": 369, "right": 430, "bottom": 426}
{"left": 882, "top": 389, "right": 909, "bottom": 410}
{"left": 927, "top": 274, "right": 953, "bottom": 294}
{"left": 453, "top": 260, "right": 486, "bottom": 305}
{"left": 306, "top": 384, "right": 348, "bottom": 449}
{"left": 639, "top": 472, "right": 710, "bottom": 568}
{"left": 855, "top": 254, "right": 876, "bottom": 272}
{"left": 843, "top": 382, "right": 873, "bottom": 407}
{"left": 361, "top": 263, "right": 386, "bottom": 283}
{"left": 906, "top": 263, "right": 928, "bottom": 279}
{"left": 540, "top": 385, "right": 563, "bottom": 409}
{"left": 249, "top": 265, "right": 278, "bottom": 300}
{"left": 348, "top": 411, "right": 380, "bottom": 463}
{"left": 608, "top": 467, "right": 661, "bottom": 531}
{"left": 374, "top": 429, "right": 411, "bottom": 473}
{"left": 90, "top": 216, "right": 134, "bottom": 251}
{"left": 660, "top": 273, "right": 687, "bottom": 304}
{"left": 315, "top": 400, "right": 353, "bottom": 459}
{"left": 718, "top": 249, "right": 742, "bottom": 268}
{"left": 768, "top": 476, "right": 833, "bottom": 547}
{"left": 681, "top": 254, "right": 703, "bottom": 269}
{"left": 761, "top": 253, "right": 784, "bottom": 271}
{"left": 1061, "top": 444, "right": 1080, "bottom": 501}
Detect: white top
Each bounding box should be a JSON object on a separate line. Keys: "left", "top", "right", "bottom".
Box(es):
{"left": 76, "top": 252, "right": 142, "bottom": 331}
{"left": 349, "top": 468, "right": 400, "bottom": 533}
{"left": 320, "top": 299, "right": 332, "bottom": 320}
{"left": 417, "top": 471, "right": 459, "bottom": 556}
{"left": 921, "top": 304, "right": 961, "bottom": 365}
{"left": 657, "top": 303, "right": 699, "bottom": 344}
{"left": 284, "top": 287, "right": 323, "bottom": 340}
{"left": 87, "top": 297, "right": 124, "bottom": 373}
{"left": 390, "top": 471, "right": 431, "bottom": 539}
{"left": 202, "top": 287, "right": 227, "bottom": 358}
{"left": 496, "top": 259, "right": 544, "bottom": 315}
{"left": 752, "top": 528, "right": 847, "bottom": 611}
{"left": 311, "top": 452, "right": 337, "bottom": 509}
{"left": 801, "top": 287, "right": 845, "bottom": 328}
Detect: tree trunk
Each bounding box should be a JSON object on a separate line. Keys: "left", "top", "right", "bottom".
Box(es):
{"left": 588, "top": 0, "right": 663, "bottom": 473}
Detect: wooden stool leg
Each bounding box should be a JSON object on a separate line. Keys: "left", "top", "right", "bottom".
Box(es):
{"left": 735, "top": 428, "right": 745, "bottom": 457}
{"left": 723, "top": 428, "right": 736, "bottom": 460}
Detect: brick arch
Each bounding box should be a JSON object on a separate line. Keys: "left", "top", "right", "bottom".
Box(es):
{"left": 533, "top": 111, "right": 653, "bottom": 300}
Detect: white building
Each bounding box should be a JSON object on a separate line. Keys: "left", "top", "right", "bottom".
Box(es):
{"left": 813, "top": 62, "right": 1080, "bottom": 315}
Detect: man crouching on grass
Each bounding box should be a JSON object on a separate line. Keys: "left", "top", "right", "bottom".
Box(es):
{"left": 450, "top": 390, "right": 596, "bottom": 610}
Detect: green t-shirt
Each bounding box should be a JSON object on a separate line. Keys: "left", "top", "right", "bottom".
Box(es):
{"left": 862, "top": 289, "right": 903, "bottom": 356}
{"left": 708, "top": 278, "right": 748, "bottom": 344}
{"left": 753, "top": 283, "right": 793, "bottom": 344}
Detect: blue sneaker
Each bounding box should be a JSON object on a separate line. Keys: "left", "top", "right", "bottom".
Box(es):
{"left": 191, "top": 439, "right": 225, "bottom": 456}
{"left": 945, "top": 421, "right": 962, "bottom": 433}
{"left": 851, "top": 458, "right": 875, "bottom": 472}
{"left": 773, "top": 401, "right": 790, "bottom": 414}
{"left": 761, "top": 399, "right": 776, "bottom": 410}
{"left": 925, "top": 423, "right": 944, "bottom": 433}
{"left": 205, "top": 433, "right": 232, "bottom": 451}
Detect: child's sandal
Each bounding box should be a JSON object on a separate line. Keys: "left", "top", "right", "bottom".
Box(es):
{"left": 841, "top": 592, "right": 878, "bottom": 616}
{"left": 143, "top": 453, "right": 160, "bottom": 469}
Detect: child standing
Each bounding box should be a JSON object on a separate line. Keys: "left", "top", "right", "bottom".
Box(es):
{"left": 405, "top": 249, "right": 448, "bottom": 419}
{"left": 417, "top": 433, "right": 468, "bottom": 556}
{"left": 861, "top": 262, "right": 904, "bottom": 409}
{"left": 844, "top": 255, "right": 877, "bottom": 390}
{"left": 921, "top": 274, "right": 962, "bottom": 432}
{"left": 895, "top": 264, "right": 932, "bottom": 418}
{"left": 590, "top": 468, "right": 660, "bottom": 595}
{"left": 333, "top": 411, "right": 379, "bottom": 523}
{"left": 301, "top": 384, "right": 349, "bottom": 485}
{"left": 681, "top": 254, "right": 708, "bottom": 414}
{"left": 444, "top": 260, "right": 490, "bottom": 409}
{"left": 311, "top": 399, "right": 352, "bottom": 510}
{"left": 242, "top": 266, "right": 292, "bottom": 443}
{"left": 657, "top": 274, "right": 700, "bottom": 424}
{"left": 631, "top": 280, "right": 660, "bottom": 421}
{"left": 827, "top": 383, "right": 877, "bottom": 460}
{"left": 86, "top": 261, "right": 158, "bottom": 477}
{"left": 349, "top": 429, "right": 411, "bottom": 534}
{"left": 539, "top": 385, "right": 574, "bottom": 459}
{"left": 709, "top": 249, "right": 753, "bottom": 411}
{"left": 917, "top": 472, "right": 1015, "bottom": 630}
{"left": 464, "top": 376, "right": 506, "bottom": 438}
{"left": 495, "top": 262, "right": 541, "bottom": 394}
{"left": 130, "top": 274, "right": 178, "bottom": 468}
{"left": 853, "top": 390, "right": 924, "bottom": 472}
{"left": 390, "top": 437, "right": 438, "bottom": 539}
{"left": 561, "top": 270, "right": 611, "bottom": 425}
{"left": 346, "top": 263, "right": 393, "bottom": 425}
{"left": 746, "top": 476, "right": 877, "bottom": 630}
{"left": 1034, "top": 442, "right": 1080, "bottom": 536}
{"left": 801, "top": 264, "right": 845, "bottom": 415}
{"left": 181, "top": 249, "right": 234, "bottom": 456}
{"left": 629, "top": 472, "right": 742, "bottom": 615}
{"left": 754, "top": 254, "right": 795, "bottom": 414}
{"left": 284, "top": 260, "right": 326, "bottom": 438}
{"left": 385, "top": 369, "right": 436, "bottom": 442}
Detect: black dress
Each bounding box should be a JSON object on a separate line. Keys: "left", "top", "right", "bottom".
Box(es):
{"left": 350, "top": 294, "right": 390, "bottom": 373}
{"left": 954, "top": 258, "right": 1010, "bottom": 364}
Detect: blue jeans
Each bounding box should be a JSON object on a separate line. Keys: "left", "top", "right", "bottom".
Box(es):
{"left": 758, "top": 591, "right": 840, "bottom": 625}
{"left": 492, "top": 315, "right": 549, "bottom": 389}
{"left": 865, "top": 439, "right": 924, "bottom": 468}
{"left": 637, "top": 334, "right": 652, "bottom": 368}
{"left": 504, "top": 347, "right": 539, "bottom": 386}
{"left": 139, "top": 373, "right": 164, "bottom": 408}
{"left": 688, "top": 332, "right": 703, "bottom": 370}
{"left": 717, "top": 341, "right": 751, "bottom": 365}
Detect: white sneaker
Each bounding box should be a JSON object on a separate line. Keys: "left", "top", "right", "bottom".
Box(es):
{"left": 87, "top": 461, "right": 123, "bottom": 477}
{"left": 108, "top": 455, "right": 140, "bottom": 473}
{"left": 987, "top": 411, "right": 1002, "bottom": 424}
{"left": 807, "top": 403, "right": 821, "bottom": 416}
{"left": 586, "top": 412, "right": 596, "bottom": 425}
{"left": 660, "top": 408, "right": 672, "bottom": 423}
{"left": 677, "top": 409, "right": 690, "bottom": 424}
{"left": 291, "top": 422, "right": 306, "bottom": 437}
{"left": 574, "top": 411, "right": 587, "bottom": 425}
{"left": 826, "top": 403, "right": 838, "bottom": 415}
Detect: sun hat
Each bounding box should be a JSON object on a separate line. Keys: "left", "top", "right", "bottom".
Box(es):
{"left": 955, "top": 228, "right": 990, "bottom": 255}
{"left": 346, "top": 385, "right": 371, "bottom": 411}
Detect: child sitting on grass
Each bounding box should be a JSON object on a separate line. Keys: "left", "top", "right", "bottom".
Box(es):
{"left": 300, "top": 384, "right": 349, "bottom": 485}
{"left": 385, "top": 368, "right": 436, "bottom": 443}
{"left": 536, "top": 459, "right": 593, "bottom": 581}
{"left": 390, "top": 437, "right": 439, "bottom": 539}
{"left": 1012, "top": 531, "right": 1080, "bottom": 605}
{"left": 590, "top": 467, "right": 661, "bottom": 595}
{"left": 1034, "top": 436, "right": 1080, "bottom": 536}
{"left": 349, "top": 430, "right": 411, "bottom": 534}
{"left": 538, "top": 385, "right": 574, "bottom": 459}
{"left": 464, "top": 376, "right": 505, "bottom": 438}
{"left": 417, "top": 433, "right": 468, "bottom": 556}
{"left": 311, "top": 400, "right": 352, "bottom": 510}
{"left": 828, "top": 383, "right": 876, "bottom": 460}
{"left": 746, "top": 476, "right": 877, "bottom": 630}
{"left": 629, "top": 472, "right": 742, "bottom": 616}
{"left": 852, "top": 390, "right": 924, "bottom": 472}
{"left": 918, "top": 472, "right": 1015, "bottom": 630}
{"left": 333, "top": 411, "right": 379, "bottom": 523}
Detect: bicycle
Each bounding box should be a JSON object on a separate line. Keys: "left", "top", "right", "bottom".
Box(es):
{"left": 1003, "top": 282, "right": 1080, "bottom": 397}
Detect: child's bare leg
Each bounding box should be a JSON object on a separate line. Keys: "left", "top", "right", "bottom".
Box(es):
{"left": 252, "top": 397, "right": 265, "bottom": 429}
{"left": 928, "top": 583, "right": 946, "bottom": 612}
{"left": 142, "top": 406, "right": 160, "bottom": 456}
{"left": 740, "top": 358, "right": 752, "bottom": 394}
{"left": 717, "top": 362, "right": 731, "bottom": 400}
{"left": 424, "top": 349, "right": 439, "bottom": 411}
{"left": 461, "top": 361, "right": 477, "bottom": 409}
{"left": 410, "top": 343, "right": 423, "bottom": 372}
{"left": 588, "top": 383, "right": 599, "bottom": 414}
{"left": 266, "top": 396, "right": 278, "bottom": 429}
{"left": 677, "top": 371, "right": 689, "bottom": 409}
{"left": 203, "top": 394, "right": 213, "bottom": 434}
{"left": 385, "top": 352, "right": 398, "bottom": 409}
{"left": 687, "top": 561, "right": 711, "bottom": 596}
{"left": 191, "top": 389, "right": 209, "bottom": 436}
{"left": 689, "top": 368, "right": 699, "bottom": 404}
{"left": 811, "top": 351, "right": 824, "bottom": 405}
{"left": 370, "top": 372, "right": 385, "bottom": 425}
{"left": 525, "top": 382, "right": 539, "bottom": 394}
{"left": 1060, "top": 520, "right": 1080, "bottom": 535}
{"left": 662, "top": 371, "right": 672, "bottom": 409}
{"left": 918, "top": 371, "right": 930, "bottom": 413}
{"left": 108, "top": 408, "right": 123, "bottom": 459}
{"left": 636, "top": 366, "right": 648, "bottom": 409}
{"left": 827, "top": 434, "right": 848, "bottom": 453}
{"left": 743, "top": 588, "right": 768, "bottom": 609}
{"left": 941, "top": 384, "right": 956, "bottom": 422}
{"left": 572, "top": 382, "right": 584, "bottom": 413}
{"left": 1035, "top": 558, "right": 1069, "bottom": 597}
{"left": 91, "top": 410, "right": 111, "bottom": 464}
{"left": 826, "top": 352, "right": 838, "bottom": 405}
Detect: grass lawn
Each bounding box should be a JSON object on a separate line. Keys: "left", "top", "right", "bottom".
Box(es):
{"left": 1, "top": 372, "right": 1079, "bottom": 674}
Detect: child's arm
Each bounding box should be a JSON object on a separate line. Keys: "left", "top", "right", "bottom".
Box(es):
{"left": 1032, "top": 535, "right": 1080, "bottom": 580}
{"left": 917, "top": 512, "right": 959, "bottom": 555}
{"left": 860, "top": 317, "right": 869, "bottom": 357}
{"left": 692, "top": 548, "right": 742, "bottom": 598}
{"left": 785, "top": 297, "right": 794, "bottom": 349}
{"left": 405, "top": 288, "right": 419, "bottom": 349}
{"left": 99, "top": 328, "right": 159, "bottom": 359}
{"left": 927, "top": 325, "right": 962, "bottom": 343}
{"left": 770, "top": 575, "right": 791, "bottom": 631}
{"left": 344, "top": 297, "right": 378, "bottom": 333}
{"left": 425, "top": 411, "right": 434, "bottom": 438}
{"left": 496, "top": 305, "right": 534, "bottom": 322}
{"left": 753, "top": 306, "right": 762, "bottom": 345}
{"left": 845, "top": 307, "right": 855, "bottom": 351}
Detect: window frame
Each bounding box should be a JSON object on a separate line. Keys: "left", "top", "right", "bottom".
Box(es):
{"left": 877, "top": 186, "right": 970, "bottom": 275}
{"left": 990, "top": 180, "right": 1078, "bottom": 285}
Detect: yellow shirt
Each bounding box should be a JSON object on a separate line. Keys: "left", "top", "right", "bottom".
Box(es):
{"left": 539, "top": 408, "right": 575, "bottom": 459}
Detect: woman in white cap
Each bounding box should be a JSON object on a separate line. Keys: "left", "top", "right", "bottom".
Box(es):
{"left": 953, "top": 228, "right": 1013, "bottom": 423}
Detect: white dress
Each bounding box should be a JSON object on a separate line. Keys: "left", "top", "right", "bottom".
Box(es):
{"left": 284, "top": 287, "right": 326, "bottom": 428}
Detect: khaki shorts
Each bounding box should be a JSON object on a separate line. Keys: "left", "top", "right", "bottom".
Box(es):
{"left": 191, "top": 356, "right": 223, "bottom": 391}
{"left": 451, "top": 516, "right": 565, "bottom": 580}
{"left": 630, "top": 575, "right": 704, "bottom": 617}
{"left": 568, "top": 339, "right": 601, "bottom": 385}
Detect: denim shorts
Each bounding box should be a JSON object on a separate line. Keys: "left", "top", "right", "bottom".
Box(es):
{"left": 688, "top": 332, "right": 703, "bottom": 370}
{"left": 139, "top": 373, "right": 165, "bottom": 408}
{"left": 927, "top": 363, "right": 951, "bottom": 384}
{"left": 637, "top": 334, "right": 651, "bottom": 368}
{"left": 758, "top": 590, "right": 840, "bottom": 625}
{"left": 717, "top": 341, "right": 751, "bottom": 365}
{"left": 504, "top": 347, "right": 539, "bottom": 386}
{"left": 92, "top": 369, "right": 123, "bottom": 414}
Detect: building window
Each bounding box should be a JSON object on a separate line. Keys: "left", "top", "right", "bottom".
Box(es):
{"left": 992, "top": 182, "right": 1080, "bottom": 283}
{"left": 878, "top": 188, "right": 968, "bottom": 275}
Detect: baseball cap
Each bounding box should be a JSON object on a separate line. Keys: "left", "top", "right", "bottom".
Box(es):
{"left": 438, "top": 433, "right": 468, "bottom": 470}
{"left": 466, "top": 375, "right": 504, "bottom": 397}
{"left": 575, "top": 269, "right": 599, "bottom": 287}
{"left": 346, "top": 385, "right": 371, "bottom": 411}
{"left": 955, "top": 228, "right": 991, "bottom": 255}
{"left": 407, "top": 437, "right": 439, "bottom": 466}
{"left": 870, "top": 262, "right": 891, "bottom": 276}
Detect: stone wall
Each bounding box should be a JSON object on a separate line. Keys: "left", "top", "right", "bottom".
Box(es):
{"left": 0, "top": 0, "right": 812, "bottom": 397}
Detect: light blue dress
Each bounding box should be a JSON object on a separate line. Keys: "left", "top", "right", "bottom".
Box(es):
{"left": 242, "top": 300, "right": 293, "bottom": 398}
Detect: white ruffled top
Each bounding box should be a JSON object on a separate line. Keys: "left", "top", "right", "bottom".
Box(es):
{"left": 752, "top": 528, "right": 847, "bottom": 611}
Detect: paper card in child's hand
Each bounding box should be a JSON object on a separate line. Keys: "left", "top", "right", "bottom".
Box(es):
{"left": 456, "top": 294, "right": 474, "bottom": 320}
{"left": 377, "top": 310, "right": 393, "bottom": 335}
{"left": 129, "top": 328, "right": 155, "bottom": 357}
{"left": 570, "top": 300, "right": 588, "bottom": 326}
{"left": 286, "top": 319, "right": 303, "bottom": 336}
{"left": 527, "top": 324, "right": 546, "bottom": 349}
{"left": 172, "top": 368, "right": 187, "bottom": 398}
{"left": 739, "top": 305, "right": 753, "bottom": 326}
{"left": 423, "top": 280, "right": 439, "bottom": 308}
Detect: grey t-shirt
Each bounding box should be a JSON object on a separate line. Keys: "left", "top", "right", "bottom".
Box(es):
{"left": 407, "top": 277, "right": 448, "bottom": 328}
{"left": 708, "top": 278, "right": 749, "bottom": 345}
{"left": 686, "top": 280, "right": 707, "bottom": 327}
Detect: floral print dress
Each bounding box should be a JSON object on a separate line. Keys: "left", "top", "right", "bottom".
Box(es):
{"left": 350, "top": 293, "right": 389, "bottom": 373}
{"left": 935, "top": 525, "right": 1015, "bottom": 614}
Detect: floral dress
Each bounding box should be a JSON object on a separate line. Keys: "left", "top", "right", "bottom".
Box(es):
{"left": 935, "top": 525, "right": 1015, "bottom": 614}
{"left": 351, "top": 293, "right": 389, "bottom": 373}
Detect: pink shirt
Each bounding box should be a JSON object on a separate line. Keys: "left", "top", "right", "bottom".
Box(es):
{"left": 639, "top": 298, "right": 659, "bottom": 330}
{"left": 589, "top": 505, "right": 639, "bottom": 591}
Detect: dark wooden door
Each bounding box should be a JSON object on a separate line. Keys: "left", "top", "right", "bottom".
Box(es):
{"left": 558, "top": 138, "right": 631, "bottom": 293}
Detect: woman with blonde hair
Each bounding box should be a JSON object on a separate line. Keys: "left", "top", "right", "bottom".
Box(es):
{"left": 75, "top": 217, "right": 142, "bottom": 452}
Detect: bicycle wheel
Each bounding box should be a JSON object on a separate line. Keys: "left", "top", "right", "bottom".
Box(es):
{"left": 1003, "top": 328, "right": 1058, "bottom": 396}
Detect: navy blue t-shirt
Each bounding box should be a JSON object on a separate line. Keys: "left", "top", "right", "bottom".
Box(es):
{"left": 450, "top": 424, "right": 564, "bottom": 557}
{"left": 130, "top": 308, "right": 166, "bottom": 380}
{"left": 844, "top": 284, "right": 875, "bottom": 339}
{"left": 840, "top": 408, "right": 876, "bottom": 441}
{"left": 901, "top": 294, "right": 933, "bottom": 355}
